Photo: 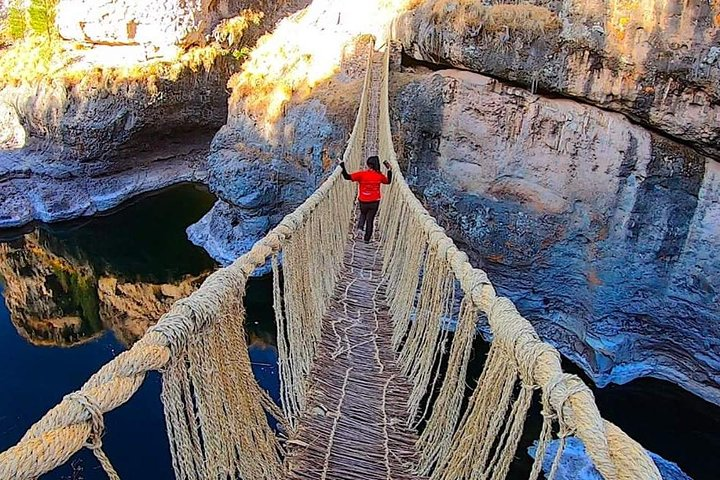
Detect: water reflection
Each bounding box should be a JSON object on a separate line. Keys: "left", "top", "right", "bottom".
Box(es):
{"left": 0, "top": 184, "right": 217, "bottom": 348}
{"left": 0, "top": 231, "right": 210, "bottom": 348}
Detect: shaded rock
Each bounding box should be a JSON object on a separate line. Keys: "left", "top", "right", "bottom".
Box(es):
{"left": 391, "top": 68, "right": 720, "bottom": 405}
{"left": 0, "top": 141, "right": 209, "bottom": 227}
{"left": 528, "top": 437, "right": 692, "bottom": 480}
{"left": 394, "top": 0, "right": 720, "bottom": 160}
{"left": 0, "top": 56, "right": 227, "bottom": 227}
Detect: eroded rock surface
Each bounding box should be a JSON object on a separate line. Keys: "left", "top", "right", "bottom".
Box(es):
{"left": 395, "top": 0, "right": 720, "bottom": 159}
{"left": 391, "top": 68, "right": 720, "bottom": 404}
{"left": 0, "top": 0, "right": 311, "bottom": 228}
{"left": 529, "top": 438, "right": 691, "bottom": 480}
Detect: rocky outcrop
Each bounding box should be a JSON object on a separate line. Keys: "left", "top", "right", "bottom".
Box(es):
{"left": 191, "top": 95, "right": 357, "bottom": 265}
{"left": 391, "top": 68, "right": 720, "bottom": 405}
{"left": 0, "top": 0, "right": 312, "bottom": 229}
{"left": 529, "top": 438, "right": 691, "bottom": 480}
{"left": 394, "top": 0, "right": 720, "bottom": 160}
{"left": 0, "top": 56, "right": 230, "bottom": 227}
{"left": 191, "top": 0, "right": 419, "bottom": 264}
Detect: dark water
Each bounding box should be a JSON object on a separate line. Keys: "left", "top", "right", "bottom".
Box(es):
{"left": 1, "top": 184, "right": 718, "bottom": 479}
{"left": 0, "top": 184, "right": 280, "bottom": 479}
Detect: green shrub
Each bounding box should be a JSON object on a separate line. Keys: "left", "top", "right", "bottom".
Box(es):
{"left": 28, "top": 0, "right": 58, "bottom": 42}
{"left": 2, "top": 0, "right": 58, "bottom": 45}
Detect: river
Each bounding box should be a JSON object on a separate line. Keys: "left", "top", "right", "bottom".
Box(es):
{"left": 0, "top": 184, "right": 717, "bottom": 479}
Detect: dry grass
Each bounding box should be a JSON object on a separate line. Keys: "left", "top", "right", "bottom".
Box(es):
{"left": 228, "top": 32, "right": 372, "bottom": 124}
{"left": 426, "top": 0, "right": 561, "bottom": 38}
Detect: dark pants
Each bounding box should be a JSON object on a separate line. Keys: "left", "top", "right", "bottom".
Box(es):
{"left": 357, "top": 201, "right": 380, "bottom": 241}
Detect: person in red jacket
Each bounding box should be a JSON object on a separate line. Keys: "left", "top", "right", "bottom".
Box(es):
{"left": 339, "top": 155, "right": 393, "bottom": 243}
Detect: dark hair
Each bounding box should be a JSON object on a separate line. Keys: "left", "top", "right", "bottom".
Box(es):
{"left": 366, "top": 156, "right": 380, "bottom": 171}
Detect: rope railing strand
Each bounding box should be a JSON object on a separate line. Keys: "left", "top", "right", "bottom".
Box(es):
{"left": 375, "top": 42, "right": 661, "bottom": 480}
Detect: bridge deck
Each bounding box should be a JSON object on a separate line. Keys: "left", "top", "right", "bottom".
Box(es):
{"left": 284, "top": 232, "right": 424, "bottom": 480}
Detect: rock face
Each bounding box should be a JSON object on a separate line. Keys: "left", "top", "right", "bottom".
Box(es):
{"left": 394, "top": 0, "right": 720, "bottom": 160}
{"left": 391, "top": 68, "right": 720, "bottom": 405}
{"left": 0, "top": 0, "right": 313, "bottom": 229}
{"left": 57, "top": 0, "right": 260, "bottom": 48}
{"left": 0, "top": 61, "right": 227, "bottom": 227}
{"left": 192, "top": 0, "right": 421, "bottom": 264}
{"left": 528, "top": 437, "right": 691, "bottom": 480}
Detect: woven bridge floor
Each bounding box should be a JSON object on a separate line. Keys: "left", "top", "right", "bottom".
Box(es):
{"left": 283, "top": 232, "right": 425, "bottom": 480}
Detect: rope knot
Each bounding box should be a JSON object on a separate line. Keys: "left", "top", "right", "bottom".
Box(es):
{"left": 66, "top": 392, "right": 121, "bottom": 480}
{"left": 544, "top": 373, "right": 590, "bottom": 438}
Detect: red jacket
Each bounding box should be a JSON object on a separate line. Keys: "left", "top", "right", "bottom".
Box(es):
{"left": 350, "top": 169, "right": 390, "bottom": 202}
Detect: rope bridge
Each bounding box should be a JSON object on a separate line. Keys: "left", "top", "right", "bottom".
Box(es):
{"left": 0, "top": 42, "right": 662, "bottom": 480}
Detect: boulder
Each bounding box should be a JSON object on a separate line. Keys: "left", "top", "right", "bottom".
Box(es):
{"left": 528, "top": 437, "right": 692, "bottom": 480}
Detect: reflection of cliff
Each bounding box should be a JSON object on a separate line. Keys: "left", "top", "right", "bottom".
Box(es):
{"left": 0, "top": 234, "right": 102, "bottom": 346}
{"left": 0, "top": 232, "right": 207, "bottom": 347}
{"left": 98, "top": 275, "right": 205, "bottom": 346}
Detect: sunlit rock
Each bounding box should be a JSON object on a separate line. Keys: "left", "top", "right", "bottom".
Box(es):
{"left": 0, "top": 1, "right": 308, "bottom": 228}
{"left": 0, "top": 101, "right": 25, "bottom": 149}
{"left": 395, "top": 0, "right": 720, "bottom": 160}
{"left": 193, "top": 0, "right": 418, "bottom": 264}
{"left": 57, "top": 0, "right": 247, "bottom": 48}
{"left": 392, "top": 68, "right": 720, "bottom": 405}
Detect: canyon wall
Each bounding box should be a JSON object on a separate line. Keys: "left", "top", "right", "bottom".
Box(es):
{"left": 391, "top": 66, "right": 720, "bottom": 404}
{"left": 0, "top": 0, "right": 309, "bottom": 228}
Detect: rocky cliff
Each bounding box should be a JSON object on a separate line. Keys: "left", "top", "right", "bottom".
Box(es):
{"left": 0, "top": 0, "right": 309, "bottom": 228}
{"left": 394, "top": 0, "right": 720, "bottom": 160}
{"left": 390, "top": 65, "right": 720, "bottom": 404}
{"left": 188, "top": 0, "right": 415, "bottom": 262}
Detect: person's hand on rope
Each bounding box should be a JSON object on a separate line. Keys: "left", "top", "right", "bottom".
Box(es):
{"left": 383, "top": 161, "right": 391, "bottom": 169}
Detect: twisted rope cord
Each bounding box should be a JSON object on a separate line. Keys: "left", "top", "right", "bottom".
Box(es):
{"left": 66, "top": 393, "right": 120, "bottom": 480}
{"left": 376, "top": 42, "right": 661, "bottom": 480}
